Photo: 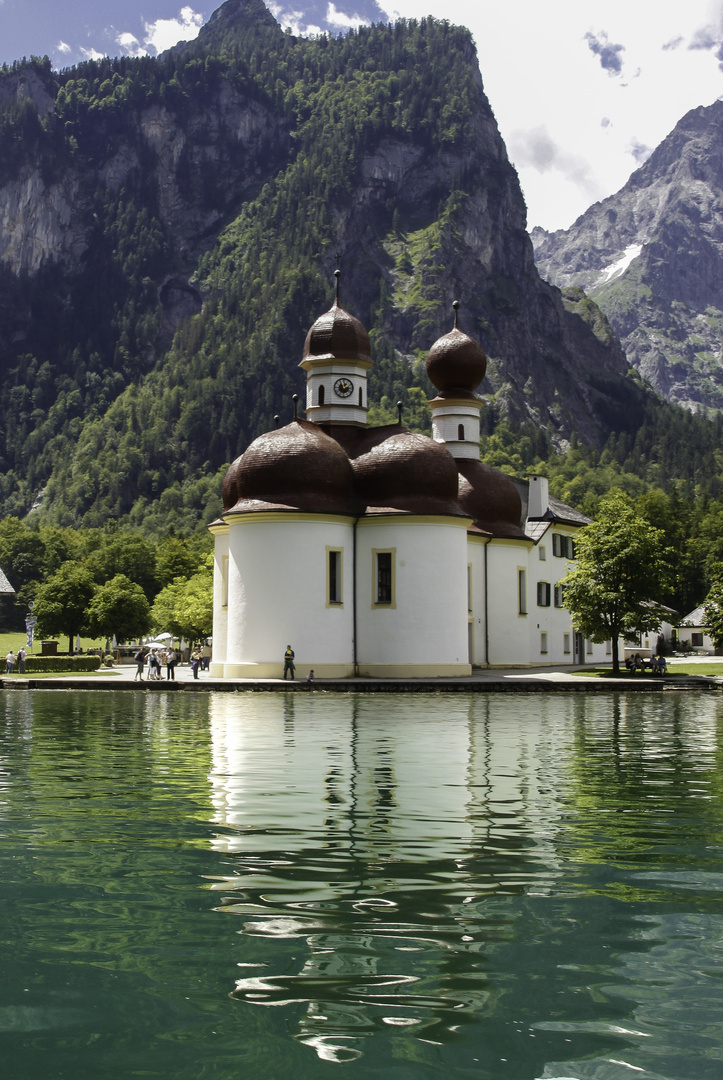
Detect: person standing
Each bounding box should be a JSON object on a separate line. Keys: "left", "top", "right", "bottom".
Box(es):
{"left": 283, "top": 645, "right": 295, "bottom": 679}
{"left": 166, "top": 647, "right": 176, "bottom": 681}
{"left": 134, "top": 647, "right": 145, "bottom": 681}
{"left": 5, "top": 650, "right": 15, "bottom": 674}
{"left": 17, "top": 647, "right": 26, "bottom": 674}
{"left": 191, "top": 646, "right": 202, "bottom": 679}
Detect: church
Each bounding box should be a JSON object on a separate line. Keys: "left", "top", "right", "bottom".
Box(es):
{"left": 209, "top": 274, "right": 610, "bottom": 678}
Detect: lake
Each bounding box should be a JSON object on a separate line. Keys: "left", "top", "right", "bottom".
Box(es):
{"left": 1, "top": 689, "right": 722, "bottom": 1079}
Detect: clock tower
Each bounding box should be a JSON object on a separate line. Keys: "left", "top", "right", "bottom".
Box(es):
{"left": 300, "top": 270, "right": 372, "bottom": 427}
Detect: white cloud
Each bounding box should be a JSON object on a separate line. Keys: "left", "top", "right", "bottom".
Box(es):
{"left": 79, "top": 46, "right": 105, "bottom": 61}
{"left": 143, "top": 6, "right": 203, "bottom": 54}
{"left": 509, "top": 126, "right": 602, "bottom": 202}
{"left": 117, "top": 31, "right": 145, "bottom": 58}
{"left": 267, "top": 4, "right": 322, "bottom": 36}
{"left": 326, "top": 3, "right": 370, "bottom": 30}
{"left": 57, "top": 41, "right": 71, "bottom": 55}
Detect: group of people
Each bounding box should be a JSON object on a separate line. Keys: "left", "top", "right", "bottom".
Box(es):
{"left": 134, "top": 646, "right": 178, "bottom": 681}
{"left": 4, "top": 648, "right": 26, "bottom": 674}
{"left": 626, "top": 652, "right": 667, "bottom": 675}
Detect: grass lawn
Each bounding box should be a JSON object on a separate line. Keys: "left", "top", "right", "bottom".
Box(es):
{"left": 572, "top": 663, "right": 723, "bottom": 678}
{"left": 0, "top": 630, "right": 107, "bottom": 657}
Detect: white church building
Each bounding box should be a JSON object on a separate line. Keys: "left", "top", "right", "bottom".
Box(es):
{"left": 209, "top": 275, "right": 610, "bottom": 678}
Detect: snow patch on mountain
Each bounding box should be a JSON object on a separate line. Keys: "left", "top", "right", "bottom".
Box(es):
{"left": 598, "top": 244, "right": 642, "bottom": 284}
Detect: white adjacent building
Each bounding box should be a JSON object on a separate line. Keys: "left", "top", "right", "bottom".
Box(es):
{"left": 209, "top": 276, "right": 609, "bottom": 677}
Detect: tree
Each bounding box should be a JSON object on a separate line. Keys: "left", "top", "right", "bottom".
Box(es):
{"left": 85, "top": 574, "right": 151, "bottom": 642}
{"left": 34, "top": 563, "right": 97, "bottom": 652}
{"left": 83, "top": 535, "right": 160, "bottom": 600}
{"left": 703, "top": 568, "right": 723, "bottom": 650}
{"left": 151, "top": 559, "right": 213, "bottom": 641}
{"left": 560, "top": 489, "right": 671, "bottom": 674}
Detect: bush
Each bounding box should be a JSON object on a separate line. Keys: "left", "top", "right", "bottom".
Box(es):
{"left": 1, "top": 655, "right": 102, "bottom": 674}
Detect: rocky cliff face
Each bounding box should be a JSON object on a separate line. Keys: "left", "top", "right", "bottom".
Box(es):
{"left": 0, "top": 1, "right": 641, "bottom": 527}
{"left": 533, "top": 101, "right": 723, "bottom": 411}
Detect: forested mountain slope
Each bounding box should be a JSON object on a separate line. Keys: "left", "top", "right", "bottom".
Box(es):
{"left": 533, "top": 101, "right": 723, "bottom": 413}
{"left": 0, "top": 0, "right": 642, "bottom": 532}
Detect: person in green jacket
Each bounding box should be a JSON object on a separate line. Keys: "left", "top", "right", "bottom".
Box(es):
{"left": 283, "top": 645, "right": 295, "bottom": 679}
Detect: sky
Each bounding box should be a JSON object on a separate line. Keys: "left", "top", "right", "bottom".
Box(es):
{"left": 2, "top": 0, "right": 723, "bottom": 232}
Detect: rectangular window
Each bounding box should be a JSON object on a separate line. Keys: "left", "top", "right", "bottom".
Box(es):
{"left": 553, "top": 534, "right": 575, "bottom": 558}
{"left": 606, "top": 640, "right": 612, "bottom": 655}
{"left": 692, "top": 632, "right": 704, "bottom": 647}
{"left": 586, "top": 638, "right": 593, "bottom": 655}
{"left": 372, "top": 550, "right": 395, "bottom": 608}
{"left": 539, "top": 545, "right": 546, "bottom": 561}
{"left": 518, "top": 569, "right": 527, "bottom": 615}
{"left": 327, "top": 548, "right": 343, "bottom": 606}
{"left": 222, "top": 555, "right": 229, "bottom": 608}
{"left": 467, "top": 563, "right": 472, "bottom": 613}
{"left": 563, "top": 633, "right": 571, "bottom": 654}
{"left": 554, "top": 583, "right": 565, "bottom": 608}
{"left": 540, "top": 632, "right": 548, "bottom": 654}
{"left": 537, "top": 581, "right": 551, "bottom": 607}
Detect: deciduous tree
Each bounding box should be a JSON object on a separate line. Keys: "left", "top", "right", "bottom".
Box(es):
{"left": 85, "top": 574, "right": 151, "bottom": 642}
{"left": 561, "top": 489, "right": 671, "bottom": 674}
{"left": 34, "top": 563, "right": 97, "bottom": 652}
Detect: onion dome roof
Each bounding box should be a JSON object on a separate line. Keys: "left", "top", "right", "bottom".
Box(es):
{"left": 300, "top": 271, "right": 372, "bottom": 366}
{"left": 330, "top": 424, "right": 469, "bottom": 517}
{"left": 426, "top": 302, "right": 487, "bottom": 394}
{"left": 456, "top": 459, "right": 524, "bottom": 537}
{"left": 222, "top": 420, "right": 354, "bottom": 515}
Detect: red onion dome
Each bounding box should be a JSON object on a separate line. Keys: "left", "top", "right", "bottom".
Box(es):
{"left": 222, "top": 420, "right": 354, "bottom": 515}
{"left": 456, "top": 459, "right": 524, "bottom": 537}
{"left": 301, "top": 299, "right": 372, "bottom": 365}
{"left": 426, "top": 303, "right": 487, "bottom": 393}
{"left": 347, "top": 426, "right": 469, "bottom": 517}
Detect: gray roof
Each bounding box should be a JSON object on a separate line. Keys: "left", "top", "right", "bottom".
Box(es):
{"left": 0, "top": 566, "right": 15, "bottom": 594}
{"left": 513, "top": 478, "right": 591, "bottom": 529}
{"left": 547, "top": 494, "right": 591, "bottom": 526}
{"left": 682, "top": 605, "right": 707, "bottom": 627}
{"left": 524, "top": 520, "right": 549, "bottom": 542}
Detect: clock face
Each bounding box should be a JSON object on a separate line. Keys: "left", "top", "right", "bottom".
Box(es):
{"left": 334, "top": 377, "right": 354, "bottom": 398}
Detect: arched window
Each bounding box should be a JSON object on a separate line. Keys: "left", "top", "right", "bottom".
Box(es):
{"left": 359, "top": 387, "right": 363, "bottom": 407}
{"left": 318, "top": 384, "right": 325, "bottom": 406}
{"left": 458, "top": 424, "right": 465, "bottom": 441}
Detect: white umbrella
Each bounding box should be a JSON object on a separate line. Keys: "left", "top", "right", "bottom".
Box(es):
{"left": 156, "top": 632, "right": 173, "bottom": 640}
{"left": 143, "top": 641, "right": 168, "bottom": 649}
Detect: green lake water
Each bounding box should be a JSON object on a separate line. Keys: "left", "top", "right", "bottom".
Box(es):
{"left": 1, "top": 689, "right": 722, "bottom": 1079}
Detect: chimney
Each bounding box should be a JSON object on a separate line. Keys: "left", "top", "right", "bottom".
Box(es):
{"left": 527, "top": 475, "right": 549, "bottom": 519}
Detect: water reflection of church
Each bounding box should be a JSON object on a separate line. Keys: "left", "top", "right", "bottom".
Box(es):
{"left": 207, "top": 693, "right": 572, "bottom": 1063}
{"left": 210, "top": 276, "right": 608, "bottom": 676}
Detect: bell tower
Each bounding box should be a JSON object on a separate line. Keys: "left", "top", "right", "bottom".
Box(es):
{"left": 426, "top": 302, "right": 486, "bottom": 460}
{"left": 300, "top": 270, "right": 373, "bottom": 427}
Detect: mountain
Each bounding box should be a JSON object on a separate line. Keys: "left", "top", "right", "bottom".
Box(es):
{"left": 0, "top": 0, "right": 642, "bottom": 532}
{"left": 533, "top": 100, "right": 723, "bottom": 412}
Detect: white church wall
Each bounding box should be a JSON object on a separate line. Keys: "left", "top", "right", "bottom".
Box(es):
{"left": 467, "top": 536, "right": 488, "bottom": 666}
{"left": 209, "top": 526, "right": 229, "bottom": 676}
{"left": 485, "top": 538, "right": 535, "bottom": 666}
{"left": 355, "top": 517, "right": 472, "bottom": 677}
{"left": 223, "top": 514, "right": 356, "bottom": 679}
